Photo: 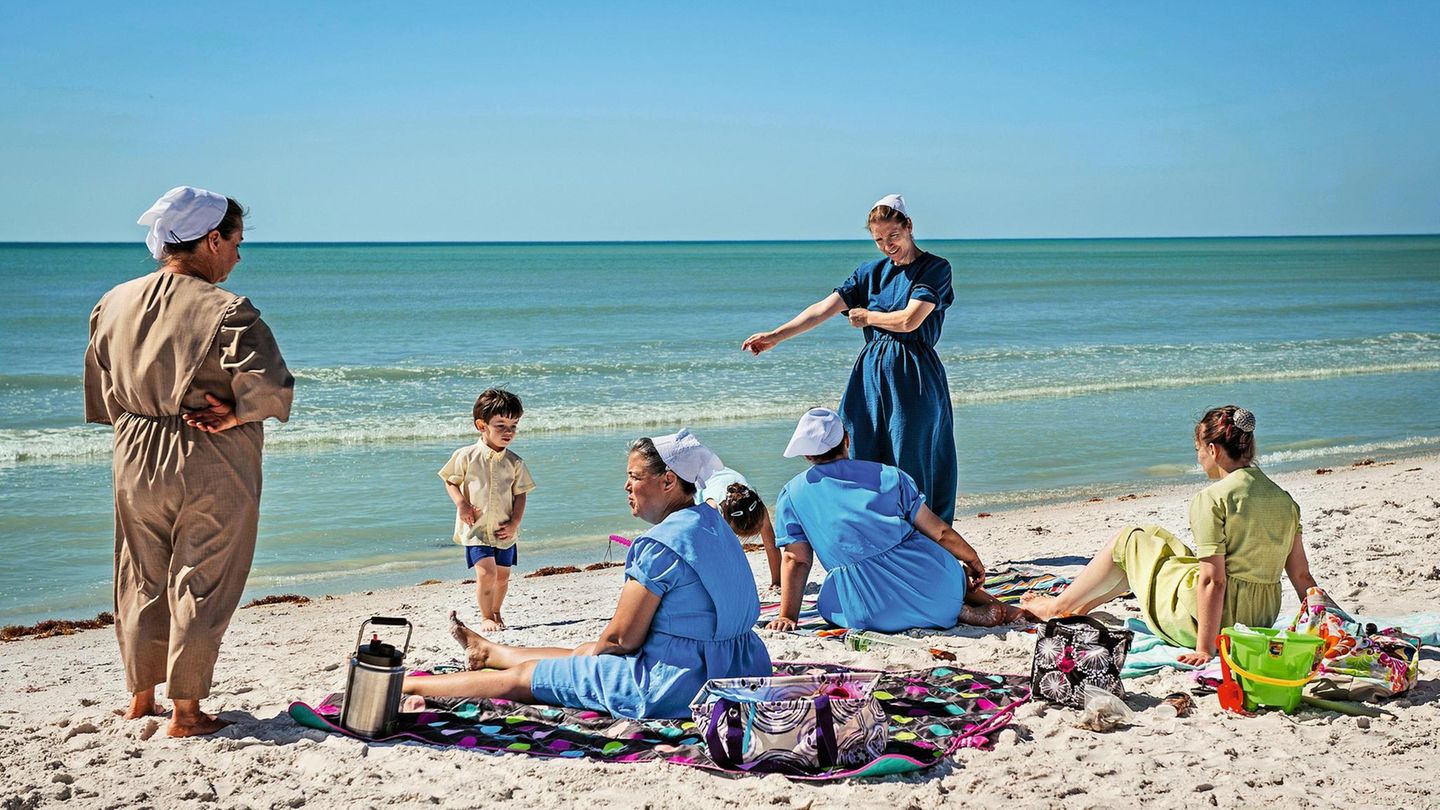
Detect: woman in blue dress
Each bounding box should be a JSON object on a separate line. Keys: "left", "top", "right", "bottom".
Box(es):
{"left": 743, "top": 194, "right": 958, "bottom": 523}
{"left": 403, "top": 429, "right": 772, "bottom": 719}
{"left": 766, "top": 409, "right": 1024, "bottom": 633}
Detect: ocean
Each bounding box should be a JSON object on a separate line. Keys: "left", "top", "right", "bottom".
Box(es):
{"left": 1, "top": 237, "right": 1437, "bottom": 625}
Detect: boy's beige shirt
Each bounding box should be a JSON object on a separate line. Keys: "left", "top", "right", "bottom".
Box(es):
{"left": 439, "top": 439, "right": 536, "bottom": 548}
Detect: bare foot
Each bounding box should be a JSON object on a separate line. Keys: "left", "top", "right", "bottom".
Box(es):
{"left": 449, "top": 611, "right": 494, "bottom": 670}
{"left": 167, "top": 712, "right": 231, "bottom": 738}
{"left": 959, "top": 602, "right": 1004, "bottom": 627}
{"left": 120, "top": 689, "right": 166, "bottom": 719}
{"left": 1020, "top": 595, "right": 1066, "bottom": 621}
{"left": 478, "top": 618, "right": 502, "bottom": 633}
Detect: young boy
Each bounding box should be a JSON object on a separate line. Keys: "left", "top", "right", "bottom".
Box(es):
{"left": 439, "top": 389, "right": 536, "bottom": 631}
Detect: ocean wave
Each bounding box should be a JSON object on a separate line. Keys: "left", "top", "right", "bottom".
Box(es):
{"left": 6, "top": 366, "right": 1440, "bottom": 464}
{"left": 953, "top": 361, "right": 1440, "bottom": 404}
{"left": 280, "top": 332, "right": 1440, "bottom": 383}
{"left": 1257, "top": 435, "right": 1440, "bottom": 465}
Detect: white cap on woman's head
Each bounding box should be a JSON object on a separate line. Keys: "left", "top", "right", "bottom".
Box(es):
{"left": 650, "top": 428, "right": 725, "bottom": 488}
{"left": 138, "top": 186, "right": 230, "bottom": 260}
{"left": 783, "top": 408, "right": 845, "bottom": 458}
{"left": 870, "top": 193, "right": 907, "bottom": 218}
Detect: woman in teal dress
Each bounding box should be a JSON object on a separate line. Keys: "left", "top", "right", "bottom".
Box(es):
{"left": 766, "top": 409, "right": 1023, "bottom": 633}
{"left": 404, "top": 429, "right": 772, "bottom": 719}
{"left": 743, "top": 194, "right": 959, "bottom": 523}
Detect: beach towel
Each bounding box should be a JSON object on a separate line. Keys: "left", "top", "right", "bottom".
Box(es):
{"left": 754, "top": 566, "right": 1072, "bottom": 637}
{"left": 981, "top": 566, "right": 1073, "bottom": 605}
{"left": 1120, "top": 619, "right": 1201, "bottom": 679}
{"left": 288, "top": 662, "right": 1029, "bottom": 781}
{"left": 1105, "top": 583, "right": 1440, "bottom": 683}
{"left": 755, "top": 594, "right": 833, "bottom": 635}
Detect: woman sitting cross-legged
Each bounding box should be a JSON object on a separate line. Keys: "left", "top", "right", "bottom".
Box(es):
{"left": 767, "top": 408, "right": 1027, "bottom": 633}
{"left": 404, "top": 429, "right": 772, "bottom": 719}
{"left": 1023, "top": 406, "right": 1319, "bottom": 665}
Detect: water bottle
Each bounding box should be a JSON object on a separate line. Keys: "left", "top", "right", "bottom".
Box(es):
{"left": 339, "top": 617, "right": 412, "bottom": 737}
{"left": 844, "top": 630, "right": 905, "bottom": 652}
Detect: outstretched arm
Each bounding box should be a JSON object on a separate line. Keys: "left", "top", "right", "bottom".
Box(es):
{"left": 742, "top": 293, "right": 846, "bottom": 355}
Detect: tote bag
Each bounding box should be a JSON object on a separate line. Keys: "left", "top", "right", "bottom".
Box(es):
{"left": 690, "top": 672, "right": 888, "bottom": 774}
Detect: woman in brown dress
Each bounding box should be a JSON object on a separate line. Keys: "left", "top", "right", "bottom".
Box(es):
{"left": 84, "top": 186, "right": 293, "bottom": 736}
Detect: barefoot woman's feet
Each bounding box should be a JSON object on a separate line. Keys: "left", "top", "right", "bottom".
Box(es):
{"left": 120, "top": 688, "right": 166, "bottom": 719}
{"left": 478, "top": 617, "right": 502, "bottom": 633}
{"left": 1019, "top": 594, "right": 1066, "bottom": 621}
{"left": 167, "top": 712, "right": 230, "bottom": 737}
{"left": 167, "top": 698, "right": 230, "bottom": 737}
{"left": 449, "top": 611, "right": 495, "bottom": 670}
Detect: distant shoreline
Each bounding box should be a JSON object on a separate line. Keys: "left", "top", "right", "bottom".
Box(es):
{"left": 7, "top": 449, "right": 1433, "bottom": 633}
{"left": 3, "top": 233, "right": 1438, "bottom": 248}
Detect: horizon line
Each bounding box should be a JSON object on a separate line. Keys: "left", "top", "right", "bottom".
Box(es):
{"left": 2, "top": 232, "right": 1437, "bottom": 247}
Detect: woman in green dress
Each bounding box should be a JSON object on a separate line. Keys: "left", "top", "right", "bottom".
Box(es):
{"left": 1023, "top": 406, "right": 1318, "bottom": 666}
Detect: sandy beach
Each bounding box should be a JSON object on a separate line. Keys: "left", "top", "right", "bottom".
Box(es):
{"left": 2, "top": 455, "right": 1436, "bottom": 808}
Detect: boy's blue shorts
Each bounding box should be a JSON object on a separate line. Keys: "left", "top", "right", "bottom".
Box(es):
{"left": 465, "top": 545, "right": 517, "bottom": 568}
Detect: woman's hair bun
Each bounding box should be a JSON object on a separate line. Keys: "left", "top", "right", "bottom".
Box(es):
{"left": 1231, "top": 408, "right": 1256, "bottom": 433}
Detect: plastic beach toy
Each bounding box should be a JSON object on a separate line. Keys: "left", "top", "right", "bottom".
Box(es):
{"left": 1219, "top": 625, "right": 1324, "bottom": 713}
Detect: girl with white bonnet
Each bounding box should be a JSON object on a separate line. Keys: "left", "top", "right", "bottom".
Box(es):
{"left": 407, "top": 429, "right": 771, "bottom": 719}
{"left": 768, "top": 408, "right": 1025, "bottom": 633}
{"left": 84, "top": 186, "right": 293, "bottom": 736}
{"left": 1025, "top": 406, "right": 1320, "bottom": 667}
{"left": 744, "top": 194, "right": 959, "bottom": 524}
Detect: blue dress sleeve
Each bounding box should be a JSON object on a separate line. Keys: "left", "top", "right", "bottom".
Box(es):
{"left": 773, "top": 486, "right": 810, "bottom": 549}
{"left": 894, "top": 467, "right": 927, "bottom": 522}
{"left": 909, "top": 256, "right": 954, "bottom": 310}
{"left": 624, "top": 537, "right": 688, "bottom": 597}
{"left": 834, "top": 262, "right": 872, "bottom": 310}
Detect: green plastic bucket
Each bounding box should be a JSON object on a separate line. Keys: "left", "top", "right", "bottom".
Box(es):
{"left": 1220, "top": 626, "right": 1323, "bottom": 713}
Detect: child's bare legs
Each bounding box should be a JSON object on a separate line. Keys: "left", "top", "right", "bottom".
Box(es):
{"left": 473, "top": 557, "right": 502, "bottom": 632}
{"left": 1023, "top": 529, "right": 1132, "bottom": 620}
{"left": 489, "top": 564, "right": 511, "bottom": 629}
{"left": 958, "top": 586, "right": 1032, "bottom": 627}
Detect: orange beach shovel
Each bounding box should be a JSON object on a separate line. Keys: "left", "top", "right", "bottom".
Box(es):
{"left": 1216, "top": 635, "right": 1245, "bottom": 714}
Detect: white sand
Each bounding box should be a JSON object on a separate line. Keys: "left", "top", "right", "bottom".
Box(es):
{"left": 2, "top": 457, "right": 1437, "bottom": 808}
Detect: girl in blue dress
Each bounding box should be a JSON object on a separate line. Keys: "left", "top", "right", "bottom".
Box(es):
{"left": 766, "top": 409, "right": 1024, "bottom": 633}
{"left": 743, "top": 194, "right": 958, "bottom": 523}
{"left": 403, "top": 430, "right": 772, "bottom": 719}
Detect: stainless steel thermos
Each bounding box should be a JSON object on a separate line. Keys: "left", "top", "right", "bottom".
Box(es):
{"left": 339, "top": 616, "right": 413, "bottom": 737}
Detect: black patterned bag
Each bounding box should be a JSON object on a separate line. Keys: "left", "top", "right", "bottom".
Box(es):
{"left": 1030, "top": 616, "right": 1133, "bottom": 708}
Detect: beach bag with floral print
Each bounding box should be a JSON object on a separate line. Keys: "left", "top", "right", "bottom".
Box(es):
{"left": 690, "top": 672, "right": 888, "bottom": 774}
{"left": 1030, "top": 616, "right": 1133, "bottom": 708}
{"left": 1290, "top": 587, "right": 1421, "bottom": 702}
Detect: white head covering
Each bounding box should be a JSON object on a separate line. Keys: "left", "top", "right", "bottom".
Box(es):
{"left": 650, "top": 428, "right": 724, "bottom": 488}
{"left": 137, "top": 186, "right": 230, "bottom": 260}
{"left": 870, "top": 193, "right": 908, "bottom": 218}
{"left": 783, "top": 408, "right": 845, "bottom": 458}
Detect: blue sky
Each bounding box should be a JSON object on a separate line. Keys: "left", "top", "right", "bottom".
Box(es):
{"left": 2, "top": 2, "right": 1437, "bottom": 241}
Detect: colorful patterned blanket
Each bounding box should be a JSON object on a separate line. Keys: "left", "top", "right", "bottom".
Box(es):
{"left": 288, "top": 662, "right": 1030, "bottom": 780}
{"left": 753, "top": 566, "right": 1072, "bottom": 637}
